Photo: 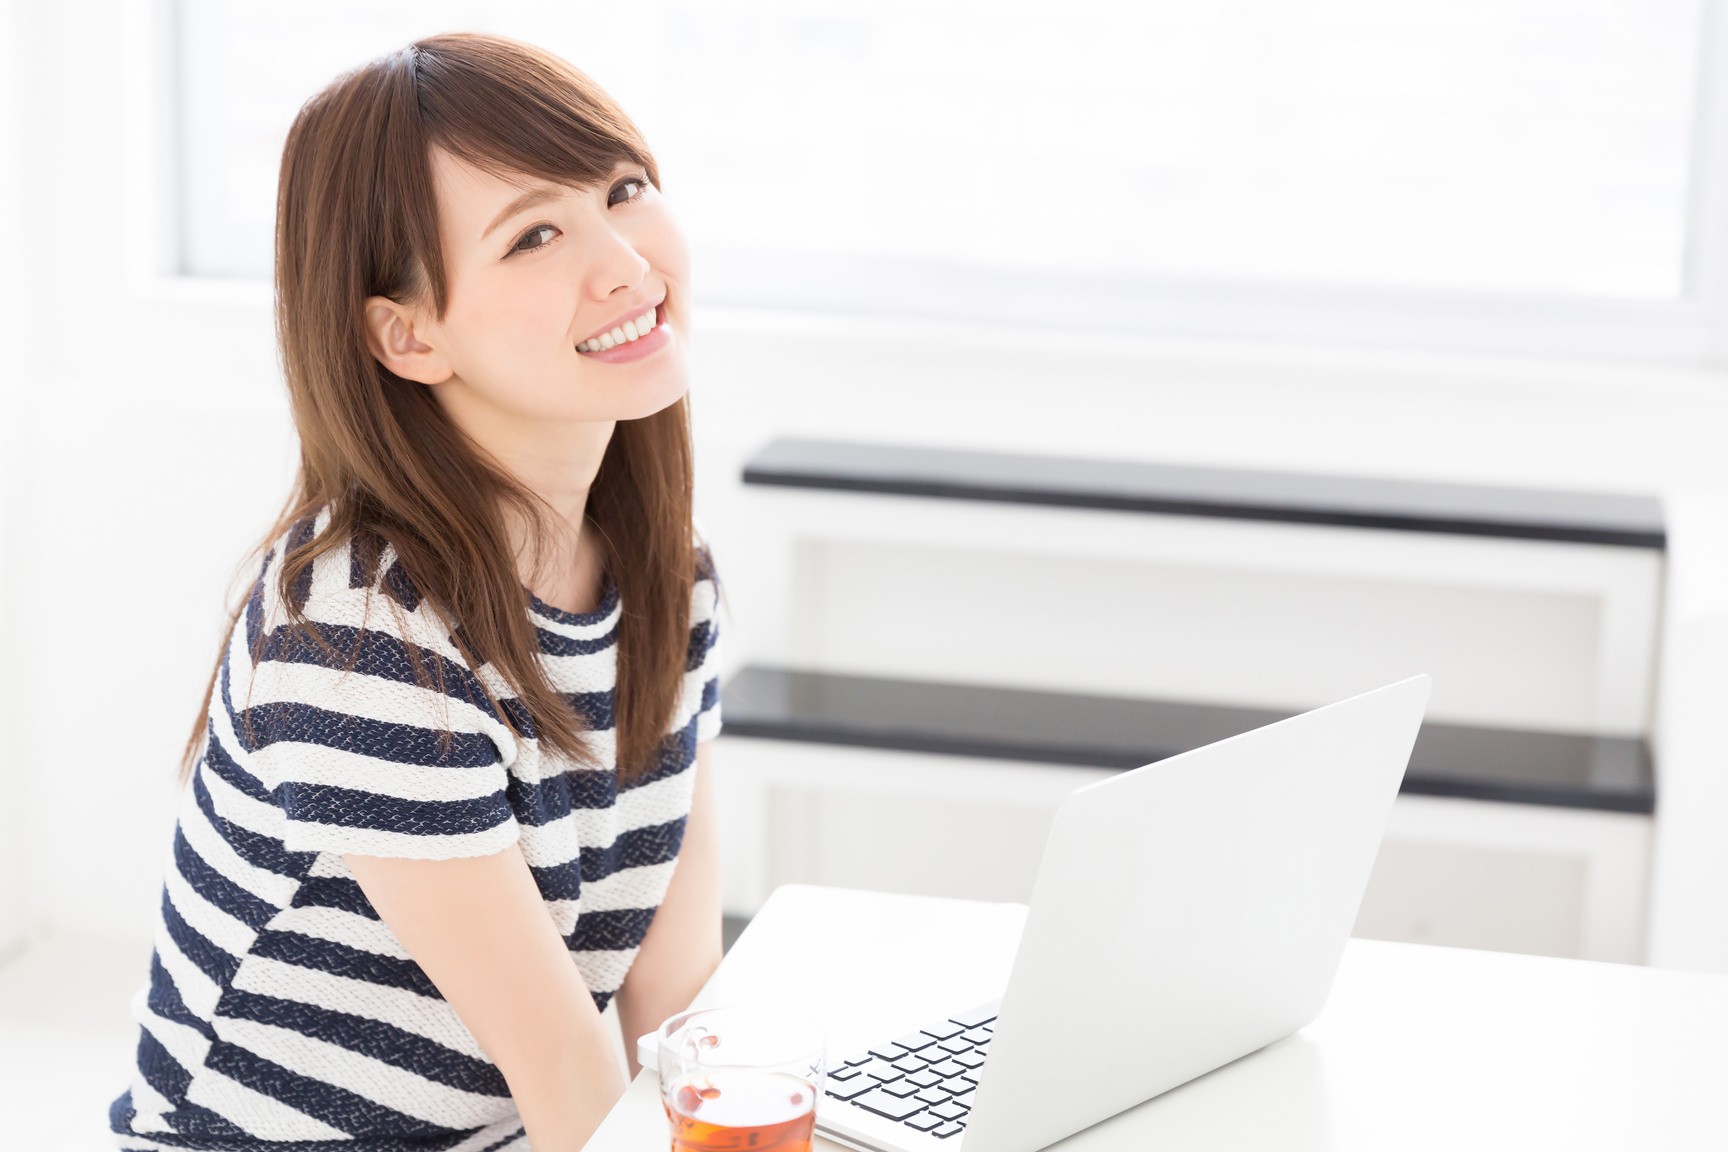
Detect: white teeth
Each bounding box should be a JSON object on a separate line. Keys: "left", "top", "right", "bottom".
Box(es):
{"left": 579, "top": 305, "right": 662, "bottom": 353}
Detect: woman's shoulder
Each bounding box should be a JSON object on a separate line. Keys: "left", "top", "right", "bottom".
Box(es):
{"left": 245, "top": 509, "right": 476, "bottom": 679}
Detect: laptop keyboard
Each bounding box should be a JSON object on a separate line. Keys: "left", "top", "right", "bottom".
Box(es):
{"left": 825, "top": 999, "right": 1000, "bottom": 1141}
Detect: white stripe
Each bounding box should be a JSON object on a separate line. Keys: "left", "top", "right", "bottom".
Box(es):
{"left": 528, "top": 596, "right": 621, "bottom": 641}
{"left": 541, "top": 860, "right": 680, "bottom": 935}
{"left": 184, "top": 1063, "right": 349, "bottom": 1141}
{"left": 176, "top": 778, "right": 298, "bottom": 907}
{"left": 198, "top": 757, "right": 288, "bottom": 840}
{"left": 152, "top": 913, "right": 222, "bottom": 1021}
{"left": 576, "top": 859, "right": 681, "bottom": 913}
{"left": 308, "top": 850, "right": 350, "bottom": 878}
{"left": 279, "top": 816, "right": 519, "bottom": 860}
{"left": 164, "top": 857, "right": 257, "bottom": 958}
{"left": 136, "top": 1018, "right": 214, "bottom": 1088}
{"left": 231, "top": 953, "right": 489, "bottom": 1060}
{"left": 571, "top": 947, "right": 639, "bottom": 995}
{"left": 214, "top": 1015, "right": 516, "bottom": 1128}
{"left": 124, "top": 1065, "right": 178, "bottom": 1133}
{"left": 444, "top": 1116, "right": 530, "bottom": 1152}
{"left": 245, "top": 657, "right": 506, "bottom": 749}
{"left": 614, "top": 768, "right": 699, "bottom": 833}
{"left": 269, "top": 903, "right": 411, "bottom": 959}
{"left": 253, "top": 736, "right": 508, "bottom": 805}
{"left": 131, "top": 985, "right": 214, "bottom": 1081}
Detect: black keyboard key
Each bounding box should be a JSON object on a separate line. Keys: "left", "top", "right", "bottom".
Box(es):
{"left": 939, "top": 1077, "right": 972, "bottom": 1095}
{"left": 954, "top": 1052, "right": 986, "bottom": 1070}
{"left": 928, "top": 1060, "right": 967, "bottom": 1079}
{"left": 961, "top": 1028, "right": 992, "bottom": 1045}
{"left": 890, "top": 1056, "right": 925, "bottom": 1074}
{"left": 953, "top": 1090, "right": 976, "bottom": 1109}
{"left": 929, "top": 1101, "right": 968, "bottom": 1122}
{"left": 907, "top": 1069, "right": 943, "bottom": 1088}
{"left": 961, "top": 1070, "right": 982, "bottom": 1085}
{"left": 933, "top": 1121, "right": 964, "bottom": 1138}
{"left": 852, "top": 1090, "right": 926, "bottom": 1121}
{"left": 827, "top": 1078, "right": 877, "bottom": 1101}
{"left": 937, "top": 1037, "right": 972, "bottom": 1055}
{"left": 829, "top": 1065, "right": 862, "bottom": 1081}
{"left": 894, "top": 1032, "right": 937, "bottom": 1051}
{"left": 869, "top": 1043, "right": 909, "bottom": 1062}
{"left": 905, "top": 1113, "right": 942, "bottom": 1132}
{"left": 914, "top": 1087, "right": 951, "bottom": 1105}
{"left": 950, "top": 1002, "right": 1001, "bottom": 1029}
{"left": 920, "top": 1020, "right": 965, "bottom": 1041}
{"left": 843, "top": 1052, "right": 874, "bottom": 1066}
{"left": 882, "top": 1080, "right": 922, "bottom": 1098}
{"left": 864, "top": 1062, "right": 902, "bottom": 1083}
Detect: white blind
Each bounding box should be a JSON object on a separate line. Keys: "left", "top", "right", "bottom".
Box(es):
{"left": 178, "top": 0, "right": 1703, "bottom": 303}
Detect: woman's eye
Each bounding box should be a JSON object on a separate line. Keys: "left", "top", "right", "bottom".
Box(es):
{"left": 608, "top": 178, "right": 647, "bottom": 207}
{"left": 510, "top": 224, "right": 559, "bottom": 254}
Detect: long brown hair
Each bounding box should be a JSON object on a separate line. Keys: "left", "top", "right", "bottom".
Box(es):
{"left": 184, "top": 33, "right": 697, "bottom": 780}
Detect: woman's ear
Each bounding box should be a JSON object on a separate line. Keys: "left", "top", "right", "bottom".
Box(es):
{"left": 363, "top": 296, "right": 453, "bottom": 385}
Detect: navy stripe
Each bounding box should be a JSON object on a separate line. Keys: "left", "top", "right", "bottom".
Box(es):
{"left": 161, "top": 889, "right": 241, "bottom": 988}
{"left": 564, "top": 689, "right": 615, "bottom": 731}
{"left": 285, "top": 517, "right": 317, "bottom": 610}
{"left": 193, "top": 772, "right": 313, "bottom": 879}
{"left": 136, "top": 1025, "right": 193, "bottom": 1103}
{"left": 252, "top": 929, "right": 443, "bottom": 1000}
{"left": 686, "top": 618, "right": 714, "bottom": 672}
{"left": 280, "top": 780, "right": 511, "bottom": 839}
{"left": 251, "top": 617, "right": 489, "bottom": 717}
{"left": 147, "top": 951, "right": 217, "bottom": 1041}
{"left": 534, "top": 624, "right": 618, "bottom": 657}
{"left": 567, "top": 906, "right": 658, "bottom": 953}
{"left": 235, "top": 698, "right": 500, "bottom": 768}
{"left": 529, "top": 818, "right": 688, "bottom": 899}
{"left": 204, "top": 1039, "right": 462, "bottom": 1138}
{"left": 291, "top": 876, "right": 379, "bottom": 919}
{"left": 173, "top": 828, "right": 279, "bottom": 930}
{"left": 380, "top": 559, "right": 423, "bottom": 612}
{"left": 218, "top": 988, "right": 510, "bottom": 1097}
{"left": 107, "top": 1088, "right": 136, "bottom": 1136}
{"left": 202, "top": 728, "right": 274, "bottom": 804}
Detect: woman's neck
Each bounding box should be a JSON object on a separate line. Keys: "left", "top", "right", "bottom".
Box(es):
{"left": 438, "top": 395, "right": 619, "bottom": 616}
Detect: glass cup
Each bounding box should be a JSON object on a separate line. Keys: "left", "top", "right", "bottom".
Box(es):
{"left": 657, "top": 1006, "right": 827, "bottom": 1152}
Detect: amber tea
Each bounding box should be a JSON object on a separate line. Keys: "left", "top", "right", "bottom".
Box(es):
{"left": 664, "top": 1069, "right": 816, "bottom": 1152}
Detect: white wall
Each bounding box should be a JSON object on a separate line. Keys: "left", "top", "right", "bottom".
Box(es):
{"left": 2, "top": 0, "right": 1727, "bottom": 969}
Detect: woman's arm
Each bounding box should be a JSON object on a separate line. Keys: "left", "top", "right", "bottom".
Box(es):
{"left": 344, "top": 845, "right": 626, "bottom": 1152}
{"left": 614, "top": 740, "right": 724, "bottom": 1076}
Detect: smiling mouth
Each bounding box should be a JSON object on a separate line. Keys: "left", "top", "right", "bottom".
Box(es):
{"left": 577, "top": 304, "right": 660, "bottom": 353}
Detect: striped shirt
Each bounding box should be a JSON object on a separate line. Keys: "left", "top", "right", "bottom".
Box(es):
{"left": 110, "top": 514, "right": 722, "bottom": 1151}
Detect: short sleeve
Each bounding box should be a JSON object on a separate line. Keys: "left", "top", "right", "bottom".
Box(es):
{"left": 234, "top": 545, "right": 519, "bottom": 861}
{"left": 683, "top": 572, "right": 724, "bottom": 743}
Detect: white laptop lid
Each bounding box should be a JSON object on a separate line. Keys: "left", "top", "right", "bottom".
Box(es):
{"left": 962, "top": 675, "right": 1430, "bottom": 1152}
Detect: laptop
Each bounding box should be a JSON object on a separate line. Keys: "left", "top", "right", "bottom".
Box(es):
{"left": 813, "top": 675, "right": 1429, "bottom": 1152}
{"left": 638, "top": 676, "right": 1428, "bottom": 1152}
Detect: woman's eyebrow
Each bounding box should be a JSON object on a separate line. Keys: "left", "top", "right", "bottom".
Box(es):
{"left": 481, "top": 186, "right": 563, "bottom": 240}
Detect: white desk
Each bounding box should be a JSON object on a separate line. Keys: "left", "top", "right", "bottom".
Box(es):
{"left": 593, "top": 885, "right": 1728, "bottom": 1151}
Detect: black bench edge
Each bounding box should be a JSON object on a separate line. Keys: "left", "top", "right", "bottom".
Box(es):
{"left": 742, "top": 441, "right": 1667, "bottom": 550}
{"left": 720, "top": 667, "right": 1656, "bottom": 816}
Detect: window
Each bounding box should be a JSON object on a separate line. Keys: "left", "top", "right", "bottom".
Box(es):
{"left": 173, "top": 0, "right": 1721, "bottom": 359}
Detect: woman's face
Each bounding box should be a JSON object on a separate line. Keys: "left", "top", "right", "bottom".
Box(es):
{"left": 365, "top": 147, "right": 691, "bottom": 432}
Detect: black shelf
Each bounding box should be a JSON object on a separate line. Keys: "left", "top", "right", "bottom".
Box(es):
{"left": 722, "top": 666, "right": 1655, "bottom": 816}
{"left": 743, "top": 439, "right": 1665, "bottom": 550}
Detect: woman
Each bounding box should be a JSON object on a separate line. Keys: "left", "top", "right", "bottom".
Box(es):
{"left": 110, "top": 33, "right": 721, "bottom": 1152}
